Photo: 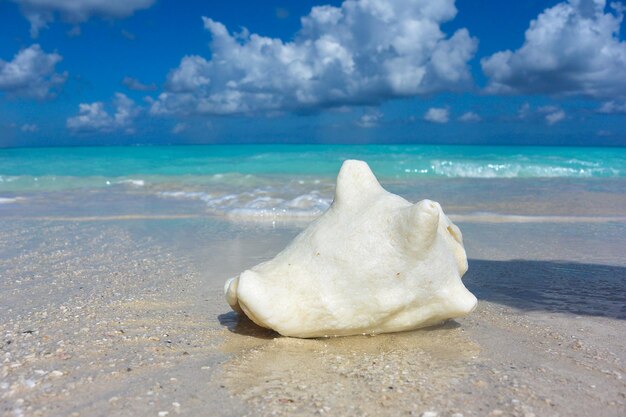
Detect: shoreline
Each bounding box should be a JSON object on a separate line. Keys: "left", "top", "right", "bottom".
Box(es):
{"left": 2, "top": 212, "right": 626, "bottom": 224}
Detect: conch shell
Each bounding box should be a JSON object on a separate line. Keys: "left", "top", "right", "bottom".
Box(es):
{"left": 225, "top": 160, "right": 477, "bottom": 337}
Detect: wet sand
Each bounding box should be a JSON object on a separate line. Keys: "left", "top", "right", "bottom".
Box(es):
{"left": 1, "top": 213, "right": 625, "bottom": 416}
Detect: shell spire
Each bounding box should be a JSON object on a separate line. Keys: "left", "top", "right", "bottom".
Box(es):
{"left": 333, "top": 160, "right": 385, "bottom": 208}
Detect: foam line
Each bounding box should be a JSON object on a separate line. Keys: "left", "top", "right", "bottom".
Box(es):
{"left": 449, "top": 214, "right": 626, "bottom": 224}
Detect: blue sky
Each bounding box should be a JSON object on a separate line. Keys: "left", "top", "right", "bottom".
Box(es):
{"left": 0, "top": 0, "right": 625, "bottom": 147}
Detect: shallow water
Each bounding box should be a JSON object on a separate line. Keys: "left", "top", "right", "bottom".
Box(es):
{"left": 1, "top": 176, "right": 626, "bottom": 222}
{"left": 2, "top": 144, "right": 626, "bottom": 221}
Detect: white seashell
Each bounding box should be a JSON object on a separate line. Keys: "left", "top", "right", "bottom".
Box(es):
{"left": 225, "top": 160, "right": 477, "bottom": 338}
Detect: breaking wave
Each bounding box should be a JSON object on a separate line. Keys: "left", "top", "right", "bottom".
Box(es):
{"left": 0, "top": 196, "right": 23, "bottom": 204}
{"left": 411, "top": 160, "right": 621, "bottom": 178}
{"left": 159, "top": 189, "right": 332, "bottom": 220}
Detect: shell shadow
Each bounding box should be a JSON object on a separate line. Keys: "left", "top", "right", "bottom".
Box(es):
{"left": 218, "top": 309, "right": 461, "bottom": 339}
{"left": 465, "top": 259, "right": 626, "bottom": 320}
{"left": 218, "top": 311, "right": 279, "bottom": 339}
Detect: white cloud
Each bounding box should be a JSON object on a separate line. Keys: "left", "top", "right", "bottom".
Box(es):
{"left": 544, "top": 109, "right": 566, "bottom": 125}
{"left": 520, "top": 104, "right": 567, "bottom": 125}
{"left": 122, "top": 76, "right": 156, "bottom": 91}
{"left": 276, "top": 7, "right": 289, "bottom": 19}
{"left": 172, "top": 122, "right": 187, "bottom": 134}
{"left": 21, "top": 123, "right": 38, "bottom": 132}
{"left": 67, "top": 25, "right": 81, "bottom": 37}
{"left": 152, "top": 0, "right": 477, "bottom": 116}
{"left": 517, "top": 102, "right": 532, "bottom": 119}
{"left": 458, "top": 111, "right": 481, "bottom": 122}
{"left": 11, "top": 0, "right": 156, "bottom": 38}
{"left": 67, "top": 93, "right": 140, "bottom": 133}
{"left": 0, "top": 44, "right": 66, "bottom": 99}
{"left": 120, "top": 29, "right": 136, "bottom": 41}
{"left": 482, "top": 0, "right": 626, "bottom": 99}
{"left": 424, "top": 107, "right": 449, "bottom": 124}
{"left": 537, "top": 105, "right": 560, "bottom": 113}
{"left": 356, "top": 110, "right": 382, "bottom": 128}
{"left": 597, "top": 100, "right": 626, "bottom": 114}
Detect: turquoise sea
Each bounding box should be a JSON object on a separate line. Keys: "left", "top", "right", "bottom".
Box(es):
{"left": 1, "top": 145, "right": 626, "bottom": 221}
{"left": 2, "top": 145, "right": 626, "bottom": 180}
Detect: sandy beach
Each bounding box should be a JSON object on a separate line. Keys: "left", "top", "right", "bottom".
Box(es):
{"left": 1, "top": 175, "right": 625, "bottom": 417}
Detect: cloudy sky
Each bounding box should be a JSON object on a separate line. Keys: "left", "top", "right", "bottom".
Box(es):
{"left": 0, "top": 0, "right": 625, "bottom": 147}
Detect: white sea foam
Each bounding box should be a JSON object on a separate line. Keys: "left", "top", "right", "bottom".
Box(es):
{"left": 159, "top": 189, "right": 332, "bottom": 220}
{"left": 116, "top": 179, "right": 145, "bottom": 187}
{"left": 0, "top": 197, "right": 23, "bottom": 204}
{"left": 449, "top": 212, "right": 626, "bottom": 224}
{"left": 427, "top": 160, "right": 620, "bottom": 178}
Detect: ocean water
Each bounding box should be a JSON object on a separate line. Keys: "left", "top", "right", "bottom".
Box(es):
{"left": 1, "top": 145, "right": 625, "bottom": 221}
